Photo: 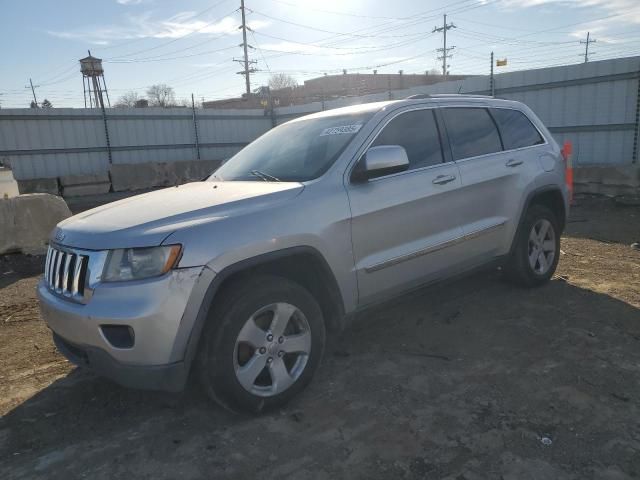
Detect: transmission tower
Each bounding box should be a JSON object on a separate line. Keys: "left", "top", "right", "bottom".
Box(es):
{"left": 433, "top": 14, "right": 456, "bottom": 78}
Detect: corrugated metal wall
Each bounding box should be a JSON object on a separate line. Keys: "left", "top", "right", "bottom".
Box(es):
{"left": 1, "top": 56, "right": 638, "bottom": 181}
{"left": 276, "top": 56, "right": 640, "bottom": 167}
{"left": 0, "top": 108, "right": 273, "bottom": 180}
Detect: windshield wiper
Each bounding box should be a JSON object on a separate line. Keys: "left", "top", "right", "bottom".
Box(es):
{"left": 250, "top": 170, "right": 280, "bottom": 182}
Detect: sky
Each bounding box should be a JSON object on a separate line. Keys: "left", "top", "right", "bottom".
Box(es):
{"left": 1, "top": 0, "right": 639, "bottom": 108}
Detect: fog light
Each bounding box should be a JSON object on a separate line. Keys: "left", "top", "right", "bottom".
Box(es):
{"left": 100, "top": 325, "right": 135, "bottom": 349}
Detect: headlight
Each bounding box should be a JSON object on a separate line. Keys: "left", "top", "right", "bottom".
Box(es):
{"left": 102, "top": 245, "right": 182, "bottom": 282}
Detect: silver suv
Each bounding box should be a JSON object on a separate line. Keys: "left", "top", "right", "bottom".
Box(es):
{"left": 38, "top": 95, "right": 569, "bottom": 412}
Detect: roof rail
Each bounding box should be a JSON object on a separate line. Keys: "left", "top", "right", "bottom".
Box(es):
{"left": 406, "top": 93, "right": 493, "bottom": 99}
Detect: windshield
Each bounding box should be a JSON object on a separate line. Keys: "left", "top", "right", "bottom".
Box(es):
{"left": 212, "top": 112, "right": 374, "bottom": 182}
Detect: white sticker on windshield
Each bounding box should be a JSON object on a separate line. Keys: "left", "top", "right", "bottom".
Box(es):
{"left": 320, "top": 124, "right": 363, "bottom": 136}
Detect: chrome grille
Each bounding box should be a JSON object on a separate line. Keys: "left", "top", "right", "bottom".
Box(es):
{"left": 44, "top": 246, "right": 89, "bottom": 300}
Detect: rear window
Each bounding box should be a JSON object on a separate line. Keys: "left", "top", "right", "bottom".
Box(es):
{"left": 442, "top": 108, "right": 502, "bottom": 161}
{"left": 490, "top": 108, "right": 544, "bottom": 150}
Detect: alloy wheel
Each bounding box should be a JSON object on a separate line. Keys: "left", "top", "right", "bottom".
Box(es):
{"left": 527, "top": 219, "right": 556, "bottom": 275}
{"left": 233, "top": 302, "right": 311, "bottom": 397}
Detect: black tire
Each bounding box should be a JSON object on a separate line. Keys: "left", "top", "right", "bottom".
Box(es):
{"left": 198, "top": 274, "right": 326, "bottom": 414}
{"left": 505, "top": 204, "right": 560, "bottom": 287}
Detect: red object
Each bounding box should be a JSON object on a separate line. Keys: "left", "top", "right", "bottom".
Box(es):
{"left": 562, "top": 141, "right": 574, "bottom": 204}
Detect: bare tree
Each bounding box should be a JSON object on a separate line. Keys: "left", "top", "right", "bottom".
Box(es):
{"left": 41, "top": 99, "right": 53, "bottom": 108}
{"left": 115, "top": 90, "right": 144, "bottom": 108}
{"left": 146, "top": 84, "right": 176, "bottom": 107}
{"left": 268, "top": 73, "right": 298, "bottom": 91}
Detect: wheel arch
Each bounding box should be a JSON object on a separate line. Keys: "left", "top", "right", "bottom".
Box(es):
{"left": 181, "top": 246, "right": 346, "bottom": 374}
{"left": 509, "top": 185, "right": 567, "bottom": 256}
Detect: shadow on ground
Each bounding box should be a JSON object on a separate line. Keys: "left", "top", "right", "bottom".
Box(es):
{"left": 2, "top": 270, "right": 639, "bottom": 480}
{"left": 0, "top": 255, "right": 44, "bottom": 289}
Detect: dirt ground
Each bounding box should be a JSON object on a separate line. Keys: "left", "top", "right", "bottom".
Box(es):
{"left": 1, "top": 195, "right": 639, "bottom": 479}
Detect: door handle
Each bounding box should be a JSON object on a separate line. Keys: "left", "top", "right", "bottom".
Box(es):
{"left": 432, "top": 174, "right": 456, "bottom": 185}
{"left": 505, "top": 158, "right": 523, "bottom": 167}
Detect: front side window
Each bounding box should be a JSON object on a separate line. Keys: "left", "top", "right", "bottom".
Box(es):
{"left": 371, "top": 109, "right": 443, "bottom": 171}
{"left": 490, "top": 108, "right": 544, "bottom": 150}
{"left": 442, "top": 108, "right": 503, "bottom": 161}
{"left": 212, "top": 112, "right": 374, "bottom": 182}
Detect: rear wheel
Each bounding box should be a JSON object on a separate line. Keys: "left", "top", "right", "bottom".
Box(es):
{"left": 198, "top": 275, "right": 325, "bottom": 413}
{"left": 506, "top": 204, "right": 560, "bottom": 287}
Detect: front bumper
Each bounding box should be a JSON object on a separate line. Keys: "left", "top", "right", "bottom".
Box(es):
{"left": 52, "top": 332, "right": 187, "bottom": 391}
{"left": 38, "top": 266, "right": 206, "bottom": 391}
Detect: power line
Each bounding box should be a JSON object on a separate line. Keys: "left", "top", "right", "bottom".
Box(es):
{"left": 102, "top": 6, "right": 239, "bottom": 60}
{"left": 250, "top": 30, "right": 271, "bottom": 75}
{"left": 107, "top": 45, "right": 238, "bottom": 63}
{"left": 99, "top": 0, "right": 234, "bottom": 53}
{"left": 266, "top": 0, "right": 410, "bottom": 20}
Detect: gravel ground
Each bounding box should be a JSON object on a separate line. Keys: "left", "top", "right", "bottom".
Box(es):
{"left": 0, "top": 195, "right": 638, "bottom": 480}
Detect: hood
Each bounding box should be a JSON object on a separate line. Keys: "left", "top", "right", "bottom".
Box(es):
{"left": 54, "top": 181, "right": 304, "bottom": 250}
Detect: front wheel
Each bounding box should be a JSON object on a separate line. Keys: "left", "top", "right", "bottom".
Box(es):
{"left": 505, "top": 204, "right": 560, "bottom": 287}
{"left": 198, "top": 275, "right": 326, "bottom": 413}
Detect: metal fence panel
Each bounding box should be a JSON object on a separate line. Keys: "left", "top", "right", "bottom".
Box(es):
{"left": 1, "top": 56, "right": 638, "bottom": 180}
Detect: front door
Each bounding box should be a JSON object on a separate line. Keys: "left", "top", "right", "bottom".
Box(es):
{"left": 346, "top": 107, "right": 467, "bottom": 305}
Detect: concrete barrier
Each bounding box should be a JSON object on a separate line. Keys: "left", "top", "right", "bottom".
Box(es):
{"left": 574, "top": 165, "right": 640, "bottom": 196}
{"left": 17, "top": 178, "right": 59, "bottom": 195}
{"left": 110, "top": 159, "right": 222, "bottom": 192}
{"left": 60, "top": 173, "right": 111, "bottom": 197}
{"left": 0, "top": 194, "right": 71, "bottom": 255}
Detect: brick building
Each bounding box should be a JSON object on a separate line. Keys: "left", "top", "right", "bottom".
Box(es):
{"left": 203, "top": 72, "right": 470, "bottom": 109}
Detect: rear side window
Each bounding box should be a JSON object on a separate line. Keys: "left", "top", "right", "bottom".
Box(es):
{"left": 372, "top": 109, "right": 443, "bottom": 171}
{"left": 442, "top": 108, "right": 502, "bottom": 161}
{"left": 490, "top": 108, "right": 544, "bottom": 150}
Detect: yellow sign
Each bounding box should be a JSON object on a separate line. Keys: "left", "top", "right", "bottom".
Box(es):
{"left": 496, "top": 58, "right": 508, "bottom": 67}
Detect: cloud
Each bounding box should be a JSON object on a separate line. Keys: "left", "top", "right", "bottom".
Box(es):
{"left": 497, "top": 0, "right": 640, "bottom": 49}
{"left": 116, "top": 0, "right": 148, "bottom": 5}
{"left": 46, "top": 12, "right": 270, "bottom": 44}
{"left": 499, "top": 0, "right": 640, "bottom": 24}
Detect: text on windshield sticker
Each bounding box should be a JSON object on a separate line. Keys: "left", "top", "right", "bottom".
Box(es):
{"left": 320, "top": 124, "right": 363, "bottom": 136}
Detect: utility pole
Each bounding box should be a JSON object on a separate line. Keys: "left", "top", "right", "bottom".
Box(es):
{"left": 234, "top": 0, "right": 257, "bottom": 96}
{"left": 580, "top": 31, "right": 596, "bottom": 63}
{"left": 191, "top": 93, "right": 201, "bottom": 160}
{"left": 28, "top": 78, "right": 38, "bottom": 107}
{"left": 433, "top": 14, "right": 456, "bottom": 78}
{"left": 490, "top": 51, "right": 494, "bottom": 97}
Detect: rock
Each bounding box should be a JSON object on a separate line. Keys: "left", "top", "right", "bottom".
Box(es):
{"left": 0, "top": 194, "right": 72, "bottom": 255}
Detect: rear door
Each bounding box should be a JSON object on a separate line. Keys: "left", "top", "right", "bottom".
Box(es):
{"left": 346, "top": 107, "right": 468, "bottom": 305}
{"left": 441, "top": 106, "right": 544, "bottom": 262}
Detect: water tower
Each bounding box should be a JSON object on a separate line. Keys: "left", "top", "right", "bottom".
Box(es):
{"left": 80, "top": 50, "right": 110, "bottom": 108}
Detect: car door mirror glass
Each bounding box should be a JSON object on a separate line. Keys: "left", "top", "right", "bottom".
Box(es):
{"left": 353, "top": 145, "right": 409, "bottom": 182}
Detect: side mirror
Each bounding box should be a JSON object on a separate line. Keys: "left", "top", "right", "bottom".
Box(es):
{"left": 352, "top": 145, "right": 409, "bottom": 182}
